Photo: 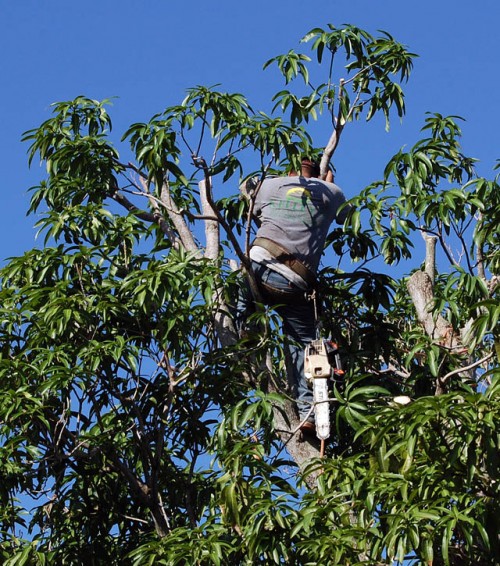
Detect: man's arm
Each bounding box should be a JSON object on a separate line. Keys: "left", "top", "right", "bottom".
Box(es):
{"left": 335, "top": 190, "right": 352, "bottom": 224}
{"left": 324, "top": 180, "right": 352, "bottom": 225}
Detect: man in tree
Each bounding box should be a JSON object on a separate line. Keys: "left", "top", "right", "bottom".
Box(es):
{"left": 238, "top": 158, "right": 349, "bottom": 433}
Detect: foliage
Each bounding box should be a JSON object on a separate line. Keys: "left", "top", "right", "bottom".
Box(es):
{"left": 0, "top": 24, "right": 498, "bottom": 565}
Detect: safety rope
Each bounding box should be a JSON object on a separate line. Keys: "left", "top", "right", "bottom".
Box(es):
{"left": 309, "top": 288, "right": 323, "bottom": 340}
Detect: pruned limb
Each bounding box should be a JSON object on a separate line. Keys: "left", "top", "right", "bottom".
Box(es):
{"left": 423, "top": 233, "right": 437, "bottom": 284}
{"left": 407, "top": 266, "right": 471, "bottom": 395}
{"left": 407, "top": 270, "right": 459, "bottom": 347}
{"left": 408, "top": 231, "right": 456, "bottom": 345}
{"left": 199, "top": 179, "right": 220, "bottom": 260}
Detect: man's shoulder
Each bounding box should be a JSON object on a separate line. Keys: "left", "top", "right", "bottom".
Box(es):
{"left": 261, "top": 174, "right": 288, "bottom": 185}
{"left": 306, "top": 178, "right": 344, "bottom": 195}
{"left": 259, "top": 175, "right": 292, "bottom": 194}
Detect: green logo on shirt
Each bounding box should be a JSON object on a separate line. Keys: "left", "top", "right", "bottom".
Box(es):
{"left": 286, "top": 187, "right": 312, "bottom": 200}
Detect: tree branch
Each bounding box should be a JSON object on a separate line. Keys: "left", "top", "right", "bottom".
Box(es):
{"left": 193, "top": 156, "right": 250, "bottom": 270}
{"left": 319, "top": 79, "right": 363, "bottom": 179}
{"left": 155, "top": 179, "right": 200, "bottom": 254}
{"left": 439, "top": 352, "right": 494, "bottom": 387}
{"left": 199, "top": 179, "right": 220, "bottom": 260}
{"left": 407, "top": 270, "right": 458, "bottom": 346}
{"left": 423, "top": 233, "right": 437, "bottom": 284}
{"left": 111, "top": 190, "right": 156, "bottom": 223}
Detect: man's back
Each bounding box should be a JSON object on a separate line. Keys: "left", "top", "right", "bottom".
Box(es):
{"left": 254, "top": 175, "right": 348, "bottom": 272}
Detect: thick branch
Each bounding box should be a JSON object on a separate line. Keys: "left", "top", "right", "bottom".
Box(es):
{"left": 199, "top": 179, "right": 220, "bottom": 260}
{"left": 423, "top": 233, "right": 437, "bottom": 284}
{"left": 156, "top": 180, "right": 199, "bottom": 254}
{"left": 319, "top": 129, "right": 340, "bottom": 180}
{"left": 123, "top": 161, "right": 199, "bottom": 253}
{"left": 196, "top": 176, "right": 240, "bottom": 348}
{"left": 193, "top": 158, "right": 246, "bottom": 264}
{"left": 407, "top": 270, "right": 456, "bottom": 344}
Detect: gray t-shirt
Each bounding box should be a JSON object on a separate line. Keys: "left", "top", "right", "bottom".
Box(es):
{"left": 253, "top": 175, "right": 348, "bottom": 273}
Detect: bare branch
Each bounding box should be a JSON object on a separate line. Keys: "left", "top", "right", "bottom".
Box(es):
{"left": 111, "top": 184, "right": 195, "bottom": 252}
{"left": 319, "top": 79, "right": 363, "bottom": 179}
{"left": 199, "top": 179, "right": 220, "bottom": 260}
{"left": 439, "top": 352, "right": 494, "bottom": 386}
{"left": 111, "top": 190, "right": 157, "bottom": 223}
{"left": 193, "top": 156, "right": 249, "bottom": 269}
{"left": 423, "top": 233, "right": 437, "bottom": 284}
{"left": 407, "top": 270, "right": 458, "bottom": 346}
{"left": 155, "top": 179, "right": 200, "bottom": 254}
{"left": 119, "top": 164, "right": 200, "bottom": 253}
{"left": 476, "top": 212, "right": 487, "bottom": 280}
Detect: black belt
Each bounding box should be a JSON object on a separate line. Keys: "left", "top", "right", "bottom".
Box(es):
{"left": 252, "top": 237, "right": 316, "bottom": 287}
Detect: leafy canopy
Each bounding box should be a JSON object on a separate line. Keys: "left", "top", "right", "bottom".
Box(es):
{"left": 0, "top": 24, "right": 498, "bottom": 566}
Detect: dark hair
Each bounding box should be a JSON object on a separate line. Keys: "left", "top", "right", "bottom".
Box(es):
{"left": 301, "top": 158, "right": 320, "bottom": 176}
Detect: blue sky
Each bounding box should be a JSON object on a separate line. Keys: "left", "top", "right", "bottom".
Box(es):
{"left": 1, "top": 0, "right": 499, "bottom": 263}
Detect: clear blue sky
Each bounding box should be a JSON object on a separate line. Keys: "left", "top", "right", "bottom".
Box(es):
{"left": 1, "top": 0, "right": 499, "bottom": 262}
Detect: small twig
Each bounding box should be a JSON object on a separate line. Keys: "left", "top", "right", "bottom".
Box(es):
{"left": 339, "top": 61, "right": 378, "bottom": 89}
{"left": 121, "top": 514, "right": 150, "bottom": 525}
{"left": 450, "top": 220, "right": 474, "bottom": 274}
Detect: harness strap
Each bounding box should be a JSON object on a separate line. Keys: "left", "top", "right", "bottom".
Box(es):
{"left": 310, "top": 288, "right": 322, "bottom": 339}
{"left": 252, "top": 237, "right": 317, "bottom": 287}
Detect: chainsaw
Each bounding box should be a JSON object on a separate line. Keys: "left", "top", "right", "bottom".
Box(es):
{"left": 304, "top": 339, "right": 344, "bottom": 440}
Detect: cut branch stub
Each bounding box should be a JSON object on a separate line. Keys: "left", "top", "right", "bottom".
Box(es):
{"left": 407, "top": 270, "right": 459, "bottom": 346}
